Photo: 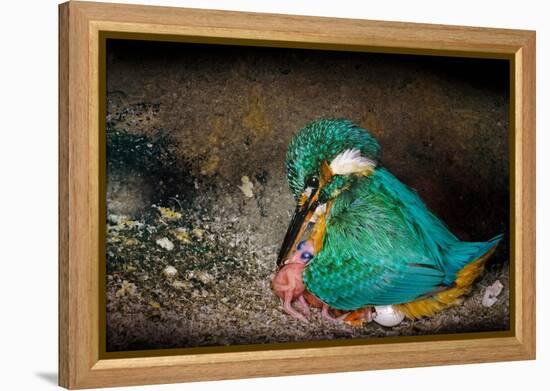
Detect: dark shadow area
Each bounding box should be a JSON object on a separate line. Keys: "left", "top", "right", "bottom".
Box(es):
{"left": 35, "top": 372, "right": 57, "bottom": 385}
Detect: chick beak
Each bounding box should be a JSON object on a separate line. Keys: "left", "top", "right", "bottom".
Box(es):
{"left": 276, "top": 161, "right": 333, "bottom": 267}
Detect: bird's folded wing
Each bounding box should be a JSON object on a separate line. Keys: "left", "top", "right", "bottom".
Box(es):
{"left": 303, "top": 231, "right": 446, "bottom": 308}
{"left": 303, "top": 170, "right": 451, "bottom": 309}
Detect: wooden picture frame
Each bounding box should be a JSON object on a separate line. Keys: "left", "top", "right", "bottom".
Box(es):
{"left": 59, "top": 1, "right": 536, "bottom": 389}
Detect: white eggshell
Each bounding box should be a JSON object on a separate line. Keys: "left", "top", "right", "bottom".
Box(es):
{"left": 373, "top": 305, "right": 405, "bottom": 327}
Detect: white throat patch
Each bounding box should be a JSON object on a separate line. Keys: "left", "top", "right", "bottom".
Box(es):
{"left": 309, "top": 203, "right": 327, "bottom": 224}
{"left": 329, "top": 148, "right": 376, "bottom": 176}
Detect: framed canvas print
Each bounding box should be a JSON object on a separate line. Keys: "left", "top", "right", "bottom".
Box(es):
{"left": 58, "top": 1, "right": 536, "bottom": 389}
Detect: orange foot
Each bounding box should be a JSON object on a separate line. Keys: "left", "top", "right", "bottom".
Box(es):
{"left": 343, "top": 307, "right": 373, "bottom": 327}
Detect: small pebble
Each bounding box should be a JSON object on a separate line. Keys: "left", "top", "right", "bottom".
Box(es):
{"left": 156, "top": 237, "right": 174, "bottom": 251}
{"left": 172, "top": 280, "right": 192, "bottom": 289}
{"left": 192, "top": 228, "right": 204, "bottom": 239}
{"left": 238, "top": 176, "right": 254, "bottom": 198}
{"left": 115, "top": 280, "right": 136, "bottom": 297}
{"left": 195, "top": 271, "right": 214, "bottom": 284}
{"left": 173, "top": 228, "right": 191, "bottom": 243}
{"left": 162, "top": 265, "right": 178, "bottom": 279}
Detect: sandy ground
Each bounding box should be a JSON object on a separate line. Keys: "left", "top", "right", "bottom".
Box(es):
{"left": 106, "top": 200, "right": 509, "bottom": 352}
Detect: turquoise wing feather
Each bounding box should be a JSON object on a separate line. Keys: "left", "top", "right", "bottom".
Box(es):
{"left": 303, "top": 168, "right": 502, "bottom": 310}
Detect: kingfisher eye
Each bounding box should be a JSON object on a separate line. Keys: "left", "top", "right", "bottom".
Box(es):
{"left": 300, "top": 252, "right": 313, "bottom": 262}
{"left": 306, "top": 176, "right": 319, "bottom": 188}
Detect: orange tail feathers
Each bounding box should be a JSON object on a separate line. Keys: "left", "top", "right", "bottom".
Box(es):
{"left": 395, "top": 246, "right": 497, "bottom": 319}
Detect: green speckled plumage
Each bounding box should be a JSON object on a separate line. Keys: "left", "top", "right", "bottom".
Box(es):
{"left": 286, "top": 119, "right": 380, "bottom": 200}
{"left": 286, "top": 119, "right": 502, "bottom": 310}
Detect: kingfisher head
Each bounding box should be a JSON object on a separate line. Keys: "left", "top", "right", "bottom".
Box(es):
{"left": 277, "top": 119, "right": 381, "bottom": 266}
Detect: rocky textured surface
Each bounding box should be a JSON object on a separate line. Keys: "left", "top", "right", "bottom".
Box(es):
{"left": 105, "top": 40, "right": 510, "bottom": 351}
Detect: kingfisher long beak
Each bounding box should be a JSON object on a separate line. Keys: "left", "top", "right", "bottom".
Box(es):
{"left": 276, "top": 161, "right": 333, "bottom": 267}
{"left": 276, "top": 191, "right": 319, "bottom": 267}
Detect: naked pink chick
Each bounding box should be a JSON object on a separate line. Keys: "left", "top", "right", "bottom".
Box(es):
{"left": 271, "top": 240, "right": 314, "bottom": 323}
{"left": 272, "top": 240, "right": 349, "bottom": 324}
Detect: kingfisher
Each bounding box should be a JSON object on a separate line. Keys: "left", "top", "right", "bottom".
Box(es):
{"left": 276, "top": 119, "right": 502, "bottom": 325}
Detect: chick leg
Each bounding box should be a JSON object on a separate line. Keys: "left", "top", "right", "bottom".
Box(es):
{"left": 295, "top": 295, "right": 311, "bottom": 317}
{"left": 321, "top": 303, "right": 348, "bottom": 323}
{"left": 282, "top": 292, "right": 309, "bottom": 323}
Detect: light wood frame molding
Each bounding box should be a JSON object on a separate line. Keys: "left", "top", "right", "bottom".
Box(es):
{"left": 59, "top": 1, "right": 536, "bottom": 389}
